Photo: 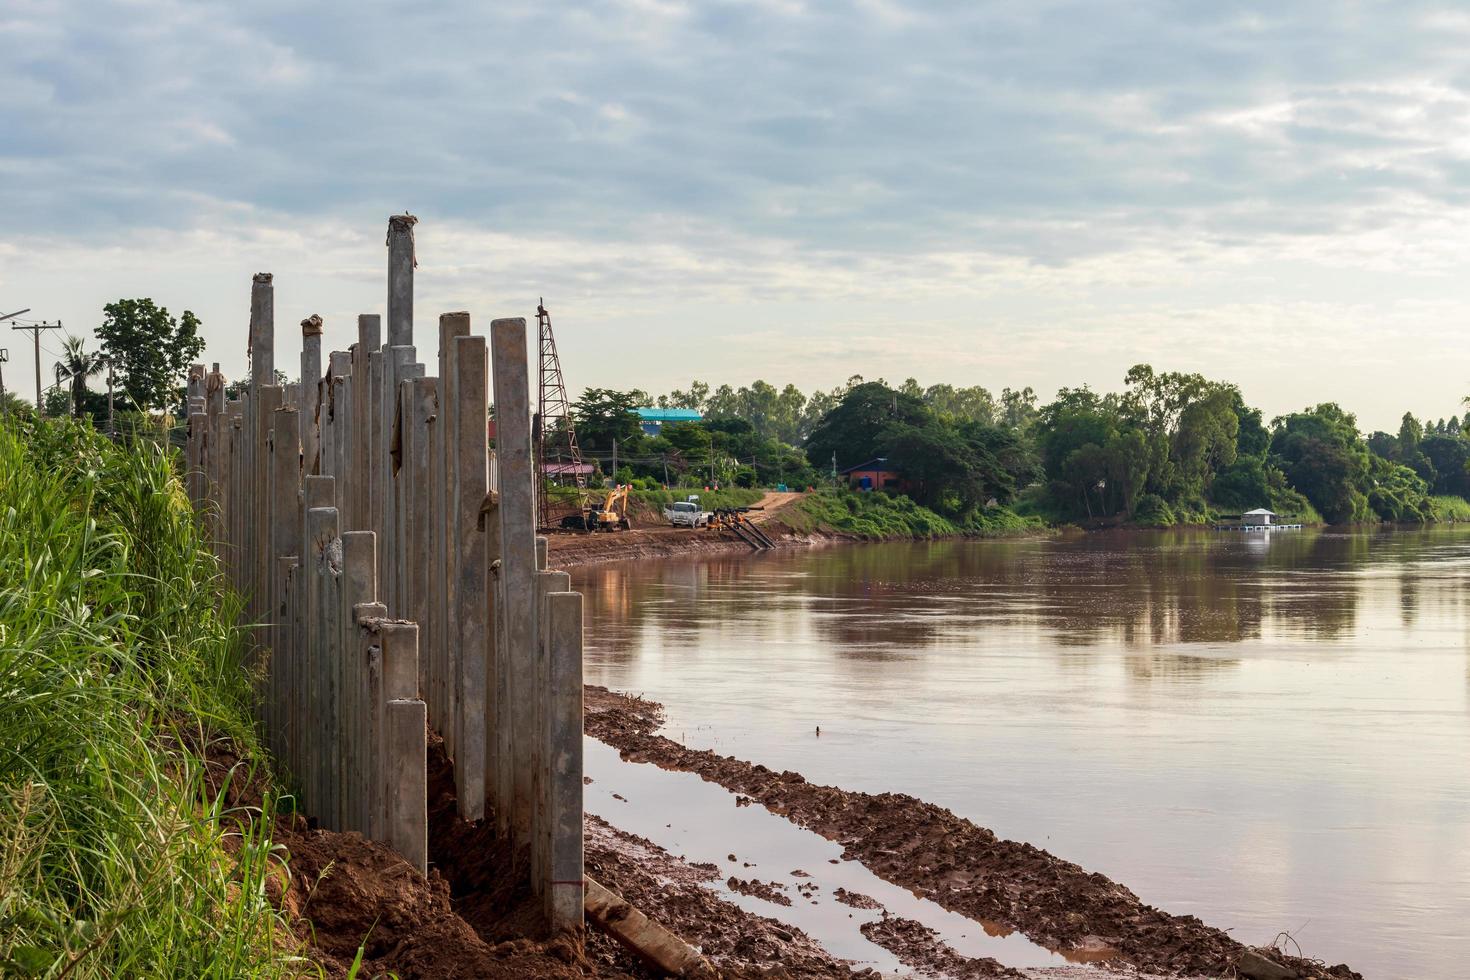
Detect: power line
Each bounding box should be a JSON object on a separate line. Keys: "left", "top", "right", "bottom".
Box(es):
{"left": 10, "top": 318, "right": 62, "bottom": 415}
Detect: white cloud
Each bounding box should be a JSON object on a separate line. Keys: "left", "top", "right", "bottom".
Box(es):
{"left": 5, "top": 1, "right": 1470, "bottom": 429}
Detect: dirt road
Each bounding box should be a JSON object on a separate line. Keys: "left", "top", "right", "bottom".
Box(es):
{"left": 545, "top": 491, "right": 825, "bottom": 568}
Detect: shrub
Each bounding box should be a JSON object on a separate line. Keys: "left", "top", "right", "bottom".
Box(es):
{"left": 1131, "top": 493, "right": 1176, "bottom": 527}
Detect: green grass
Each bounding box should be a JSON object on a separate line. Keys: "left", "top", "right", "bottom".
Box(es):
{"left": 0, "top": 417, "right": 302, "bottom": 978}
{"left": 629, "top": 485, "right": 765, "bottom": 511}
{"left": 786, "top": 489, "right": 1044, "bottom": 540}
{"left": 1429, "top": 495, "right": 1470, "bottom": 522}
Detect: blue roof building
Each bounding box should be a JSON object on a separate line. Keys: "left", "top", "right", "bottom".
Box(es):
{"left": 634, "top": 406, "right": 702, "bottom": 437}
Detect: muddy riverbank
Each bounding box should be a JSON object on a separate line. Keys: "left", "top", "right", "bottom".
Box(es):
{"left": 546, "top": 520, "right": 836, "bottom": 568}
{"left": 204, "top": 733, "right": 873, "bottom": 978}
{"left": 584, "top": 686, "right": 1362, "bottom": 980}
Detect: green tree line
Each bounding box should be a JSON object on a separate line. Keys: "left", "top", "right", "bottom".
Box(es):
{"left": 574, "top": 366, "right": 1470, "bottom": 527}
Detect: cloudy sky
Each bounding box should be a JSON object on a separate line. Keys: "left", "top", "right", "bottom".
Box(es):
{"left": 5, "top": 0, "right": 1470, "bottom": 430}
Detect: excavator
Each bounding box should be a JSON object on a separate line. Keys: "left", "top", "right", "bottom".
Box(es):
{"left": 559, "top": 485, "right": 633, "bottom": 532}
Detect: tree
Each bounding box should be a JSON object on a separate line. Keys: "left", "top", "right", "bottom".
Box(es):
{"left": 1366, "top": 455, "right": 1431, "bottom": 522}
{"left": 1397, "top": 412, "right": 1424, "bottom": 457}
{"left": 223, "top": 369, "right": 291, "bottom": 402}
{"left": 1419, "top": 434, "right": 1470, "bottom": 497}
{"left": 659, "top": 380, "right": 710, "bottom": 411}
{"left": 571, "top": 388, "right": 643, "bottom": 452}
{"left": 923, "top": 383, "right": 997, "bottom": 425}
{"left": 1231, "top": 392, "right": 1270, "bottom": 459}
{"left": 1270, "top": 404, "right": 1373, "bottom": 524}
{"left": 1211, "top": 456, "right": 1272, "bottom": 510}
{"left": 879, "top": 418, "right": 986, "bottom": 511}
{"left": 805, "top": 381, "right": 927, "bottom": 471}
{"left": 1366, "top": 431, "right": 1397, "bottom": 460}
{"left": 53, "top": 336, "right": 105, "bottom": 419}
{"left": 999, "top": 386, "right": 1039, "bottom": 432}
{"left": 95, "top": 299, "right": 205, "bottom": 411}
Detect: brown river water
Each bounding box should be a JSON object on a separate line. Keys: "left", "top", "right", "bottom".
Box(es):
{"left": 572, "top": 526, "right": 1470, "bottom": 979}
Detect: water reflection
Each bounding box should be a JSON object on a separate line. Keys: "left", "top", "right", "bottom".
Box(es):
{"left": 573, "top": 526, "right": 1470, "bottom": 979}
{"left": 578, "top": 529, "right": 1425, "bottom": 668}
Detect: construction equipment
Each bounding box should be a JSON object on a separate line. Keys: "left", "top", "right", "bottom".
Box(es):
{"left": 709, "top": 506, "right": 775, "bottom": 550}
{"left": 560, "top": 484, "right": 633, "bottom": 532}
{"left": 536, "top": 298, "right": 586, "bottom": 530}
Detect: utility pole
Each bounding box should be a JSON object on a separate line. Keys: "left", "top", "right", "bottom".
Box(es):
{"left": 9, "top": 315, "right": 61, "bottom": 415}
{"left": 106, "top": 360, "right": 116, "bottom": 436}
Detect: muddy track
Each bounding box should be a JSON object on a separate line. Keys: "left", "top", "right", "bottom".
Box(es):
{"left": 584, "top": 686, "right": 1362, "bottom": 980}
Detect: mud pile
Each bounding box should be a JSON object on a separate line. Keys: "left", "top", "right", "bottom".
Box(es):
{"left": 585, "top": 815, "right": 868, "bottom": 978}
{"left": 546, "top": 520, "right": 824, "bottom": 568}
{"left": 203, "top": 736, "right": 595, "bottom": 979}
{"left": 585, "top": 686, "right": 1362, "bottom": 980}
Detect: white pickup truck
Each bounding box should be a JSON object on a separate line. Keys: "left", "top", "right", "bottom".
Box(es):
{"left": 663, "top": 498, "right": 712, "bottom": 528}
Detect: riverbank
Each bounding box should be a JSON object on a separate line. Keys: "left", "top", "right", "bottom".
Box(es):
{"left": 585, "top": 685, "right": 1362, "bottom": 980}
{"left": 548, "top": 488, "right": 1050, "bottom": 568}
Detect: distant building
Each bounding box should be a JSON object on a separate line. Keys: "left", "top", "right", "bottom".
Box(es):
{"left": 841, "top": 457, "right": 907, "bottom": 492}
{"left": 542, "top": 461, "right": 597, "bottom": 479}
{"left": 1242, "top": 508, "right": 1275, "bottom": 526}
{"left": 633, "top": 406, "right": 702, "bottom": 437}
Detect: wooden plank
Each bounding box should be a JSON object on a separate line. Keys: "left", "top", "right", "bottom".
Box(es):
{"left": 584, "top": 877, "right": 714, "bottom": 976}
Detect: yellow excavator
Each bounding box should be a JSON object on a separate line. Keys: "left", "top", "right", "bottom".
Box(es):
{"left": 560, "top": 485, "right": 633, "bottom": 532}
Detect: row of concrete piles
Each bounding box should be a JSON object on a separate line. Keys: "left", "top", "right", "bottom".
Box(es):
{"left": 183, "top": 215, "right": 585, "bottom": 932}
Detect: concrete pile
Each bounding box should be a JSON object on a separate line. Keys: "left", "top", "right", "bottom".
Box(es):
{"left": 183, "top": 215, "right": 584, "bottom": 932}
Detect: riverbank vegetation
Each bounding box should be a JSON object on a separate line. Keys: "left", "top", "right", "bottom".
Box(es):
{"left": 0, "top": 418, "right": 296, "bottom": 977}
{"left": 579, "top": 363, "right": 1470, "bottom": 531}
{"left": 786, "top": 489, "right": 1045, "bottom": 540}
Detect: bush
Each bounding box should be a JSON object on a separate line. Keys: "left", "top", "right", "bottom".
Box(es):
{"left": 1131, "top": 493, "right": 1176, "bottom": 527}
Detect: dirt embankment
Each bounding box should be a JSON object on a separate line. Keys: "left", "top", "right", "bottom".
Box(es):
{"left": 584, "top": 687, "right": 1362, "bottom": 980}
{"left": 203, "top": 732, "right": 873, "bottom": 979}
{"left": 547, "top": 491, "right": 839, "bottom": 569}
{"left": 205, "top": 737, "right": 595, "bottom": 979}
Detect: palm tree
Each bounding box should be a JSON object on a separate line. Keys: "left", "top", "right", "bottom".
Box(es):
{"left": 54, "top": 336, "right": 104, "bottom": 419}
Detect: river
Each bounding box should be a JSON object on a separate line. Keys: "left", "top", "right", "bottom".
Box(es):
{"left": 571, "top": 526, "right": 1470, "bottom": 979}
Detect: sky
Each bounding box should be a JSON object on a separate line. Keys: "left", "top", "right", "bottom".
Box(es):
{"left": 5, "top": 0, "right": 1470, "bottom": 432}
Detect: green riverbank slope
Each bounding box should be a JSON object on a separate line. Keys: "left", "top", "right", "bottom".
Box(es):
{"left": 0, "top": 418, "right": 297, "bottom": 977}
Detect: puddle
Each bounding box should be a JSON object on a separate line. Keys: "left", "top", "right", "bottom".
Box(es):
{"left": 585, "top": 737, "right": 1093, "bottom": 974}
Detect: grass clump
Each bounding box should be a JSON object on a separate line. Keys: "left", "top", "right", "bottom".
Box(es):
{"left": 1430, "top": 495, "right": 1470, "bottom": 522}
{"left": 0, "top": 417, "right": 300, "bottom": 978}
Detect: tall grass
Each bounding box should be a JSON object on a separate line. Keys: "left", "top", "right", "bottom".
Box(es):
{"left": 1429, "top": 495, "right": 1470, "bottom": 522}
{"left": 0, "top": 418, "right": 300, "bottom": 978}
